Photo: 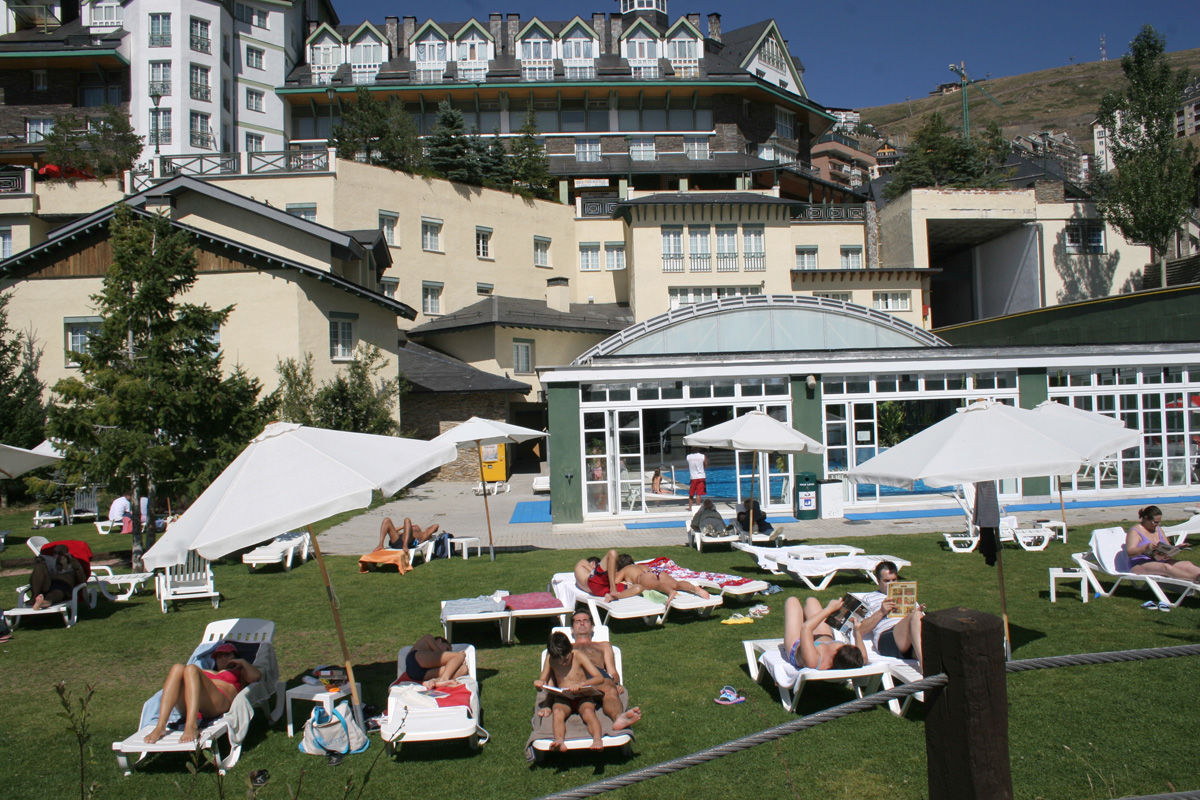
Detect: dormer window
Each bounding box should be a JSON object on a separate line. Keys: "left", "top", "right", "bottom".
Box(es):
{"left": 626, "top": 32, "right": 659, "bottom": 78}
{"left": 620, "top": 0, "right": 667, "bottom": 12}
{"left": 666, "top": 33, "right": 698, "bottom": 77}
{"left": 457, "top": 33, "right": 487, "bottom": 62}
{"left": 350, "top": 38, "right": 383, "bottom": 84}
{"left": 520, "top": 34, "right": 552, "bottom": 61}
{"left": 309, "top": 39, "right": 341, "bottom": 85}
{"left": 563, "top": 31, "right": 593, "bottom": 60}
{"left": 414, "top": 32, "right": 447, "bottom": 83}
{"left": 760, "top": 37, "right": 788, "bottom": 72}
{"left": 89, "top": 1, "right": 122, "bottom": 28}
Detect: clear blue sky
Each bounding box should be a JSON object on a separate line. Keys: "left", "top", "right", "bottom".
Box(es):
{"left": 333, "top": 0, "right": 1199, "bottom": 108}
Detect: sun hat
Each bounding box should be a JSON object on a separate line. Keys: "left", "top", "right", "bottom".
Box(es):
{"left": 213, "top": 641, "right": 238, "bottom": 654}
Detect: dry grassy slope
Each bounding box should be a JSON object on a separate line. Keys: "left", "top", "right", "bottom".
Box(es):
{"left": 857, "top": 48, "right": 1200, "bottom": 155}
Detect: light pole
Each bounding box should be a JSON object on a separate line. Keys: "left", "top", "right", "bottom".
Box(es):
{"left": 149, "top": 88, "right": 163, "bottom": 157}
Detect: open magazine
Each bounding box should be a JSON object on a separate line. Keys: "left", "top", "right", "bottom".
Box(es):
{"left": 827, "top": 593, "right": 868, "bottom": 631}
{"left": 1150, "top": 540, "right": 1189, "bottom": 559}
{"left": 543, "top": 684, "right": 602, "bottom": 698}
{"left": 886, "top": 581, "right": 919, "bottom": 618}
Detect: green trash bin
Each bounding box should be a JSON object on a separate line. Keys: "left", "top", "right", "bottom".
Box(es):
{"left": 795, "top": 472, "right": 818, "bottom": 520}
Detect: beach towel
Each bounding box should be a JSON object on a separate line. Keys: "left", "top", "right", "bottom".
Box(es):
{"left": 525, "top": 686, "right": 633, "bottom": 761}
{"left": 358, "top": 549, "right": 411, "bottom": 574}
{"left": 505, "top": 592, "right": 561, "bottom": 610}
{"left": 640, "top": 556, "right": 753, "bottom": 588}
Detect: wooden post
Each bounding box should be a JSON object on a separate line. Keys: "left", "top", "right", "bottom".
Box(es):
{"left": 923, "top": 607, "right": 1012, "bottom": 800}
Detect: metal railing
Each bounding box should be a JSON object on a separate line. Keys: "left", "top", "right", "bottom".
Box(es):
{"left": 188, "top": 131, "right": 215, "bottom": 150}
{"left": 148, "top": 33, "right": 171, "bottom": 47}
{"left": 0, "top": 172, "right": 27, "bottom": 193}
{"left": 715, "top": 254, "right": 739, "bottom": 272}
{"left": 743, "top": 253, "right": 766, "bottom": 272}
{"left": 161, "top": 152, "right": 236, "bottom": 176}
{"left": 351, "top": 64, "right": 379, "bottom": 84}
{"left": 190, "top": 35, "right": 211, "bottom": 53}
{"left": 688, "top": 254, "right": 711, "bottom": 272}
{"left": 661, "top": 254, "right": 684, "bottom": 273}
{"left": 148, "top": 128, "right": 172, "bottom": 145}
{"left": 579, "top": 197, "right": 617, "bottom": 218}
{"left": 248, "top": 149, "right": 329, "bottom": 173}
{"left": 189, "top": 83, "right": 210, "bottom": 101}
{"left": 148, "top": 80, "right": 171, "bottom": 96}
{"left": 792, "top": 204, "right": 867, "bottom": 223}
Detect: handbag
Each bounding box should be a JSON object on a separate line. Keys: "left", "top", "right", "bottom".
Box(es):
{"left": 298, "top": 700, "right": 369, "bottom": 756}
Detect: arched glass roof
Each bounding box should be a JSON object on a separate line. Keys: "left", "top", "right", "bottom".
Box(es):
{"left": 573, "top": 295, "right": 948, "bottom": 362}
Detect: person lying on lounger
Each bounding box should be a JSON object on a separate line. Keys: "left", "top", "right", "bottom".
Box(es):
{"left": 29, "top": 544, "right": 86, "bottom": 610}
{"left": 614, "top": 552, "right": 710, "bottom": 604}
{"left": 404, "top": 634, "right": 467, "bottom": 689}
{"left": 574, "top": 551, "right": 644, "bottom": 601}
{"left": 376, "top": 517, "right": 439, "bottom": 556}
{"left": 569, "top": 609, "right": 641, "bottom": 729}
{"left": 690, "top": 499, "right": 730, "bottom": 533}
{"left": 855, "top": 561, "right": 926, "bottom": 668}
{"left": 143, "top": 641, "right": 261, "bottom": 744}
{"left": 534, "top": 632, "right": 625, "bottom": 751}
{"left": 782, "top": 596, "right": 868, "bottom": 671}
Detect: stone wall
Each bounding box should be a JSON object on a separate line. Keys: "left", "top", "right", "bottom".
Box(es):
{"left": 402, "top": 391, "right": 512, "bottom": 481}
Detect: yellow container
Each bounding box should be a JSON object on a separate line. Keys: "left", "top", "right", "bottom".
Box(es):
{"left": 480, "top": 442, "right": 509, "bottom": 481}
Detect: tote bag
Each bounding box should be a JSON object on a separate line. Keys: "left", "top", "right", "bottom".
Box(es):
{"left": 298, "top": 700, "right": 369, "bottom": 756}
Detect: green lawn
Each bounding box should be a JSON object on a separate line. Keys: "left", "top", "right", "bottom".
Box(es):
{"left": 1, "top": 509, "right": 1197, "bottom": 800}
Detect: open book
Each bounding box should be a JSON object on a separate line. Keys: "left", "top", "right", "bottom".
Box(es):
{"left": 886, "top": 581, "right": 918, "bottom": 618}
{"left": 826, "top": 593, "right": 868, "bottom": 631}
{"left": 1150, "top": 540, "right": 1189, "bottom": 559}
{"left": 543, "top": 684, "right": 602, "bottom": 699}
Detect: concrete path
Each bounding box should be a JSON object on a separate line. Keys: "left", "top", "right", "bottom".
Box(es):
{"left": 315, "top": 472, "right": 1200, "bottom": 556}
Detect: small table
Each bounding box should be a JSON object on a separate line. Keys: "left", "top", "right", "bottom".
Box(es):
{"left": 1034, "top": 519, "right": 1068, "bottom": 544}
{"left": 450, "top": 537, "right": 482, "bottom": 560}
{"left": 1049, "top": 567, "right": 1088, "bottom": 603}
{"left": 285, "top": 681, "right": 362, "bottom": 737}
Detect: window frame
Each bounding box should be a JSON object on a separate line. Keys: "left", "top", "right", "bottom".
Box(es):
{"left": 285, "top": 203, "right": 316, "bottom": 222}
{"left": 579, "top": 242, "right": 601, "bottom": 272}
{"left": 421, "top": 281, "right": 443, "bottom": 315}
{"left": 475, "top": 226, "right": 492, "bottom": 259}
{"left": 795, "top": 246, "right": 818, "bottom": 270}
{"left": 512, "top": 338, "right": 534, "bottom": 374}
{"left": 378, "top": 210, "right": 398, "bottom": 245}
{"left": 872, "top": 291, "right": 912, "bottom": 312}
{"left": 25, "top": 117, "right": 54, "bottom": 143}
{"left": 64, "top": 316, "right": 102, "bottom": 367}
{"left": 1065, "top": 221, "right": 1106, "bottom": 255}
{"left": 244, "top": 132, "right": 263, "bottom": 152}
{"left": 575, "top": 137, "right": 601, "bottom": 163}
{"left": 328, "top": 314, "right": 356, "bottom": 361}
{"left": 245, "top": 87, "right": 264, "bottom": 112}
{"left": 840, "top": 245, "right": 863, "bottom": 270}
{"left": 533, "top": 236, "right": 552, "bottom": 268}
{"left": 246, "top": 46, "right": 265, "bottom": 70}
{"left": 421, "top": 218, "right": 443, "bottom": 252}
{"left": 149, "top": 12, "right": 171, "bottom": 46}
{"left": 604, "top": 242, "right": 626, "bottom": 272}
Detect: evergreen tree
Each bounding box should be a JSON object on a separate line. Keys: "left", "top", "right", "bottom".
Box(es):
{"left": 46, "top": 205, "right": 267, "bottom": 564}
{"left": 426, "top": 99, "right": 477, "bottom": 184}
{"left": 883, "top": 112, "right": 1010, "bottom": 199}
{"left": 481, "top": 133, "right": 513, "bottom": 189}
{"left": 1093, "top": 25, "right": 1199, "bottom": 287}
{"left": 41, "top": 105, "right": 141, "bottom": 181}
{"left": 509, "top": 110, "right": 553, "bottom": 199}
{"left": 0, "top": 292, "right": 45, "bottom": 450}
{"left": 332, "top": 88, "right": 424, "bottom": 173}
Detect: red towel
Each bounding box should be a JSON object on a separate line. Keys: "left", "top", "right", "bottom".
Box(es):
{"left": 505, "top": 591, "right": 560, "bottom": 610}
{"left": 434, "top": 683, "right": 472, "bottom": 708}
{"left": 42, "top": 539, "right": 93, "bottom": 580}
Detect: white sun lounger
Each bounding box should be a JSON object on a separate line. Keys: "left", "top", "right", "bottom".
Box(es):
{"left": 1072, "top": 528, "right": 1199, "bottom": 609}
{"left": 440, "top": 591, "right": 574, "bottom": 645}
{"left": 380, "top": 644, "right": 486, "bottom": 753}
{"left": 550, "top": 572, "right": 722, "bottom": 626}
{"left": 91, "top": 565, "right": 156, "bottom": 602}
{"left": 733, "top": 541, "right": 866, "bottom": 570}
{"left": 241, "top": 530, "right": 311, "bottom": 570}
{"left": 112, "top": 618, "right": 283, "bottom": 775}
{"left": 777, "top": 555, "right": 912, "bottom": 591}
{"left": 634, "top": 557, "right": 769, "bottom": 599}
{"left": 531, "top": 476, "right": 551, "bottom": 494}
{"left": 4, "top": 578, "right": 97, "bottom": 628}
{"left": 743, "top": 637, "right": 888, "bottom": 712}
{"left": 687, "top": 524, "right": 740, "bottom": 552}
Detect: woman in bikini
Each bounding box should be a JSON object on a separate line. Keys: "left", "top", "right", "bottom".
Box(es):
{"left": 1125, "top": 505, "right": 1200, "bottom": 581}
{"left": 782, "top": 596, "right": 868, "bottom": 671}
{"left": 143, "top": 641, "right": 261, "bottom": 744}
{"left": 404, "top": 634, "right": 468, "bottom": 689}
{"left": 614, "top": 553, "right": 710, "bottom": 604}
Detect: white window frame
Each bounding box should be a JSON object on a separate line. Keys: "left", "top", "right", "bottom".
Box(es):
{"left": 715, "top": 225, "right": 738, "bottom": 271}
{"left": 244, "top": 132, "right": 263, "bottom": 152}
{"left": 189, "top": 17, "right": 211, "bottom": 53}
{"left": 684, "top": 136, "right": 709, "bottom": 160}
{"left": 1065, "top": 221, "right": 1106, "bottom": 254}
{"left": 379, "top": 210, "right": 398, "bottom": 245}
{"left": 421, "top": 282, "right": 443, "bottom": 315}
{"left": 26, "top": 117, "right": 53, "bottom": 143}
{"left": 150, "top": 108, "right": 172, "bottom": 145}
{"left": 629, "top": 136, "right": 656, "bottom": 161}
{"left": 661, "top": 226, "right": 684, "bottom": 273}
{"left": 579, "top": 243, "right": 601, "bottom": 272}
{"left": 872, "top": 291, "right": 912, "bottom": 312}
{"left": 0, "top": 226, "right": 11, "bottom": 259}
{"left": 688, "top": 226, "right": 711, "bottom": 272}
{"left": 840, "top": 246, "right": 863, "bottom": 270}
{"left": 246, "top": 46, "right": 265, "bottom": 70}
{"left": 533, "top": 236, "right": 551, "bottom": 268}
{"left": 245, "top": 88, "right": 264, "bottom": 111}
{"left": 32, "top": 70, "right": 47, "bottom": 91}
{"left": 89, "top": 1, "right": 122, "bottom": 27}
{"left": 813, "top": 290, "right": 853, "bottom": 302}
{"left": 379, "top": 277, "right": 398, "bottom": 299}
{"left": 512, "top": 339, "right": 533, "bottom": 374}
{"left": 605, "top": 242, "right": 626, "bottom": 271}
{"left": 795, "top": 246, "right": 818, "bottom": 270}
{"left": 421, "top": 218, "right": 443, "bottom": 252}
{"left": 415, "top": 34, "right": 447, "bottom": 65}
{"left": 562, "top": 32, "right": 593, "bottom": 60}
{"left": 329, "top": 316, "right": 355, "bottom": 360}
{"left": 64, "top": 316, "right": 102, "bottom": 367}
{"left": 149, "top": 12, "right": 171, "bottom": 46}
{"left": 775, "top": 107, "right": 795, "bottom": 140}
{"left": 520, "top": 34, "right": 552, "bottom": 61}
{"left": 742, "top": 225, "right": 765, "bottom": 272}
{"left": 286, "top": 203, "right": 316, "bottom": 222}
{"left": 475, "top": 226, "right": 492, "bottom": 259}
{"left": 575, "top": 137, "right": 600, "bottom": 163}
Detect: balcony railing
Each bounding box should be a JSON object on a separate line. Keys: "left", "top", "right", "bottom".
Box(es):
{"left": 161, "top": 152, "right": 236, "bottom": 176}
{"left": 669, "top": 58, "right": 699, "bottom": 78}
{"left": 189, "top": 83, "right": 210, "bottom": 101}
{"left": 190, "top": 35, "right": 211, "bottom": 53}
{"left": 716, "top": 254, "right": 738, "bottom": 272}
{"left": 688, "top": 253, "right": 711, "bottom": 272}
{"left": 521, "top": 61, "right": 553, "bottom": 82}
{"left": 579, "top": 197, "right": 617, "bottom": 218}
{"left": 792, "top": 204, "right": 867, "bottom": 223}
{"left": 415, "top": 67, "right": 444, "bottom": 84}
{"left": 661, "top": 254, "right": 684, "bottom": 273}
{"left": 149, "top": 33, "right": 171, "bottom": 47}
{"left": 351, "top": 64, "right": 380, "bottom": 84}
{"left": 148, "top": 128, "right": 172, "bottom": 145}
{"left": 248, "top": 149, "right": 329, "bottom": 173}
{"left": 457, "top": 62, "right": 487, "bottom": 82}
{"left": 148, "top": 80, "right": 171, "bottom": 97}
{"left": 0, "top": 172, "right": 27, "bottom": 194}
{"left": 743, "top": 253, "right": 766, "bottom": 272}
{"left": 189, "top": 131, "right": 215, "bottom": 150}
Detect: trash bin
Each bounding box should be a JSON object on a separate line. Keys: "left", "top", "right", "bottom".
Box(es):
{"left": 794, "top": 472, "right": 818, "bottom": 520}
{"left": 818, "top": 479, "right": 844, "bottom": 520}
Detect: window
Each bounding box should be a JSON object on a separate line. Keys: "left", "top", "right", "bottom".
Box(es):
{"left": 189, "top": 64, "right": 210, "bottom": 101}
{"left": 760, "top": 36, "right": 787, "bottom": 71}
{"left": 743, "top": 225, "right": 765, "bottom": 271}
{"left": 575, "top": 138, "right": 600, "bottom": 163}
{"left": 716, "top": 226, "right": 738, "bottom": 271}
{"left": 627, "top": 34, "right": 657, "bottom": 61}
{"left": 661, "top": 227, "right": 683, "bottom": 272}
{"left": 64, "top": 317, "right": 102, "bottom": 366}
{"left": 90, "top": 1, "right": 122, "bottom": 26}
{"left": 32, "top": 70, "right": 47, "bottom": 91}
{"left": 579, "top": 243, "right": 601, "bottom": 272}
{"left": 329, "top": 316, "right": 355, "bottom": 360}
{"left": 456, "top": 33, "right": 486, "bottom": 62}
{"left": 688, "top": 226, "right": 711, "bottom": 272}
{"left": 148, "top": 61, "right": 171, "bottom": 96}
{"left": 775, "top": 107, "right": 795, "bottom": 140}
{"left": 668, "top": 286, "right": 759, "bottom": 308}
{"left": 379, "top": 278, "right": 398, "bottom": 299}
{"left": 286, "top": 203, "right": 316, "bottom": 222}
{"left": 351, "top": 39, "right": 383, "bottom": 82}
{"left": 840, "top": 246, "right": 863, "bottom": 270}
{"left": 149, "top": 13, "right": 171, "bottom": 46}
{"left": 421, "top": 282, "right": 443, "bottom": 314}
{"left": 379, "top": 211, "right": 397, "bottom": 245}
{"left": 475, "top": 227, "right": 492, "bottom": 258}
{"left": 563, "top": 32, "right": 593, "bottom": 60}
{"left": 813, "top": 290, "right": 852, "bottom": 302}
{"left": 26, "top": 117, "right": 53, "bottom": 143}
{"left": 235, "top": 3, "right": 267, "bottom": 28}
{"left": 629, "top": 136, "right": 655, "bottom": 161}
{"left": 533, "top": 236, "right": 551, "bottom": 268}
{"left": 520, "top": 35, "right": 552, "bottom": 61}
{"left": 421, "top": 218, "right": 442, "bottom": 252}
{"left": 684, "top": 136, "right": 709, "bottom": 160}
{"left": 414, "top": 34, "right": 446, "bottom": 64}
{"left": 872, "top": 291, "right": 911, "bottom": 312}
{"left": 150, "top": 108, "right": 171, "bottom": 145}
{"left": 246, "top": 46, "right": 264, "bottom": 70}
{"left": 667, "top": 36, "right": 696, "bottom": 60}
{"left": 605, "top": 242, "right": 626, "bottom": 271}
{"left": 189, "top": 111, "right": 212, "bottom": 148}
{"left": 795, "top": 246, "right": 818, "bottom": 270}
{"left": 0, "top": 227, "right": 11, "bottom": 259}
{"left": 1065, "top": 221, "right": 1105, "bottom": 254}
{"left": 476, "top": 282, "right": 494, "bottom": 295}
{"left": 190, "top": 17, "right": 211, "bottom": 53}
{"left": 513, "top": 339, "right": 533, "bottom": 374}
{"left": 245, "top": 88, "right": 264, "bottom": 112}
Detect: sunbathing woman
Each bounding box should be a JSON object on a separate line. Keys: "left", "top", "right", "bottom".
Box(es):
{"left": 376, "top": 516, "right": 439, "bottom": 556}
{"left": 143, "top": 641, "right": 261, "bottom": 744}
{"left": 650, "top": 468, "right": 663, "bottom": 495}
{"left": 404, "top": 634, "right": 468, "bottom": 689}
{"left": 1125, "top": 505, "right": 1200, "bottom": 581}
{"left": 614, "top": 553, "right": 711, "bottom": 604}
{"left": 782, "top": 596, "right": 868, "bottom": 671}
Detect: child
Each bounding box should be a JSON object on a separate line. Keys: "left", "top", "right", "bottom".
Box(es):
{"left": 533, "top": 632, "right": 606, "bottom": 751}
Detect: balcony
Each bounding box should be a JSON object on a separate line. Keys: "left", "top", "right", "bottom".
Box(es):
{"left": 661, "top": 254, "right": 684, "bottom": 273}
{"left": 309, "top": 66, "right": 335, "bottom": 85}
{"left": 351, "top": 64, "right": 380, "bottom": 84}
{"left": 0, "top": 171, "right": 27, "bottom": 194}
{"left": 630, "top": 61, "right": 659, "bottom": 79}
{"left": 791, "top": 204, "right": 867, "bottom": 223}
{"left": 521, "top": 61, "right": 553, "bottom": 82}
{"left": 189, "top": 83, "right": 210, "bottom": 101}
{"left": 190, "top": 35, "right": 211, "bottom": 54}
{"left": 716, "top": 254, "right": 738, "bottom": 272}
{"left": 688, "top": 253, "right": 711, "bottom": 272}
{"left": 128, "top": 147, "right": 336, "bottom": 192}
{"left": 148, "top": 80, "right": 171, "bottom": 97}
{"left": 669, "top": 58, "right": 699, "bottom": 78}
{"left": 743, "top": 253, "right": 766, "bottom": 272}
{"left": 149, "top": 33, "right": 171, "bottom": 47}
{"left": 414, "top": 66, "right": 445, "bottom": 84}
{"left": 457, "top": 62, "right": 487, "bottom": 82}
{"left": 148, "top": 128, "right": 172, "bottom": 145}
{"left": 189, "top": 131, "right": 215, "bottom": 150}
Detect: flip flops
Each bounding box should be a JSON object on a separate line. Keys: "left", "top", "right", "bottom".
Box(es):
{"left": 721, "top": 613, "right": 754, "bottom": 624}
{"left": 748, "top": 604, "right": 770, "bottom": 618}
{"left": 715, "top": 685, "right": 745, "bottom": 705}
{"left": 1142, "top": 600, "right": 1172, "bottom": 611}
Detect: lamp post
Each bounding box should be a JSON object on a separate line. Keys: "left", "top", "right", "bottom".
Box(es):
{"left": 149, "top": 87, "right": 163, "bottom": 157}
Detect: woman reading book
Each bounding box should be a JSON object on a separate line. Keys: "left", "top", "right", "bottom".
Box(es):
{"left": 1125, "top": 505, "right": 1200, "bottom": 581}
{"left": 782, "top": 596, "right": 868, "bottom": 671}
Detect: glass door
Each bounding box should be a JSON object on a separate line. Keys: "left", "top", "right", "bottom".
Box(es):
{"left": 616, "top": 409, "right": 645, "bottom": 513}
{"left": 733, "top": 404, "right": 793, "bottom": 512}
{"left": 582, "top": 409, "right": 645, "bottom": 516}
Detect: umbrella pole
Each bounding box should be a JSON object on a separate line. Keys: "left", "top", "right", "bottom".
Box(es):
{"left": 995, "top": 543, "right": 1012, "bottom": 659}
{"left": 1056, "top": 476, "right": 1069, "bottom": 541}
{"left": 477, "top": 444, "right": 496, "bottom": 561}
{"left": 306, "top": 525, "right": 362, "bottom": 712}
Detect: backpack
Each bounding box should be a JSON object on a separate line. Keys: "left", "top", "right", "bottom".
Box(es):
{"left": 432, "top": 532, "right": 453, "bottom": 559}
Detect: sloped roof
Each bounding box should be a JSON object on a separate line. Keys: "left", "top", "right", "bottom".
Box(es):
{"left": 397, "top": 340, "right": 531, "bottom": 394}
{"left": 408, "top": 295, "right": 632, "bottom": 336}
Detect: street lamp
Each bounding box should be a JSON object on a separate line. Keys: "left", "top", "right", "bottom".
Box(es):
{"left": 149, "top": 87, "right": 163, "bottom": 157}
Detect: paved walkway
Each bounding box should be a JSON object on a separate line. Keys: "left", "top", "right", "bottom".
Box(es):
{"left": 316, "top": 473, "right": 1200, "bottom": 555}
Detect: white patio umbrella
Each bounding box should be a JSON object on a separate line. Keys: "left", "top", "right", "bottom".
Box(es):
{"left": 0, "top": 441, "right": 63, "bottom": 479}
{"left": 683, "top": 411, "right": 826, "bottom": 531}
{"left": 144, "top": 422, "right": 458, "bottom": 708}
{"left": 433, "top": 417, "right": 548, "bottom": 561}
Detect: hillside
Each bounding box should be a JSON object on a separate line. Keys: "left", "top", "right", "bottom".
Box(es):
{"left": 857, "top": 48, "right": 1200, "bottom": 155}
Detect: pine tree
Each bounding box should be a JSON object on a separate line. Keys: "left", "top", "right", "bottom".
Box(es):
{"left": 41, "top": 105, "right": 141, "bottom": 182}
{"left": 426, "top": 99, "right": 476, "bottom": 184}
{"left": 883, "top": 112, "right": 1011, "bottom": 200}
{"left": 332, "top": 88, "right": 424, "bottom": 173}
{"left": 509, "top": 110, "right": 553, "bottom": 199}
{"left": 0, "top": 292, "right": 45, "bottom": 449}
{"left": 1093, "top": 25, "right": 1199, "bottom": 288}
{"left": 481, "top": 133, "right": 512, "bottom": 189}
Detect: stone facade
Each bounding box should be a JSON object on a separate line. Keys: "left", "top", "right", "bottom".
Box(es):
{"left": 403, "top": 391, "right": 512, "bottom": 481}
{"left": 0, "top": 67, "right": 128, "bottom": 142}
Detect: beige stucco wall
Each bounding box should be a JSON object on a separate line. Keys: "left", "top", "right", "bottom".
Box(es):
{"left": 788, "top": 275, "right": 927, "bottom": 329}
{"left": 36, "top": 180, "right": 124, "bottom": 217}
{"left": 172, "top": 193, "right": 335, "bottom": 272}
{"left": 789, "top": 221, "right": 867, "bottom": 269}
{"left": 571, "top": 217, "right": 628, "bottom": 305}
{"left": 1035, "top": 201, "right": 1153, "bottom": 303}
{"left": 880, "top": 188, "right": 1038, "bottom": 270}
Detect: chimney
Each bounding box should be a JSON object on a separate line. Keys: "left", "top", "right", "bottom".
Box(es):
{"left": 609, "top": 15, "right": 622, "bottom": 56}
{"left": 489, "top": 13, "right": 502, "bottom": 53}
{"left": 308, "top": 20, "right": 317, "bottom": 35}
{"left": 546, "top": 277, "right": 570, "bottom": 313}
{"left": 402, "top": 16, "right": 416, "bottom": 57}
{"left": 687, "top": 13, "right": 700, "bottom": 30}
{"left": 384, "top": 16, "right": 399, "bottom": 59}
{"left": 506, "top": 14, "right": 520, "bottom": 56}
{"left": 707, "top": 13, "right": 721, "bottom": 43}
{"left": 592, "top": 13, "right": 606, "bottom": 54}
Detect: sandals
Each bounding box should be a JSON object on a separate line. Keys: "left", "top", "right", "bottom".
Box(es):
{"left": 715, "top": 685, "right": 745, "bottom": 705}
{"left": 748, "top": 604, "right": 769, "bottom": 618}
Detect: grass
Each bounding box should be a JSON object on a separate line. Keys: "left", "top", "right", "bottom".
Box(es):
{"left": 1, "top": 508, "right": 1198, "bottom": 799}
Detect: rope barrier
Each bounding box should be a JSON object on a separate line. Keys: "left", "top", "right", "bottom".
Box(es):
{"left": 534, "top": 643, "right": 1200, "bottom": 800}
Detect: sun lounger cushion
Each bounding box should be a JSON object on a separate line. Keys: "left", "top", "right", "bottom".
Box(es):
{"left": 639, "top": 556, "right": 755, "bottom": 588}
{"left": 442, "top": 596, "right": 507, "bottom": 615}
{"left": 358, "top": 549, "right": 411, "bottom": 573}
{"left": 505, "top": 592, "right": 562, "bottom": 610}
{"left": 525, "top": 686, "right": 632, "bottom": 762}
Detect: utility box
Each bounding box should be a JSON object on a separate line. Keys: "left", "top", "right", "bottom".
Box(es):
{"left": 794, "top": 472, "right": 818, "bottom": 520}
{"left": 818, "top": 479, "right": 845, "bottom": 519}
{"left": 480, "top": 442, "right": 510, "bottom": 481}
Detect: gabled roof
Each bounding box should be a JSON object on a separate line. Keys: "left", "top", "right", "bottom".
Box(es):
{"left": 516, "top": 18, "right": 556, "bottom": 40}
{"left": 411, "top": 19, "right": 450, "bottom": 42}
{"left": 346, "top": 21, "right": 387, "bottom": 45}
{"left": 407, "top": 295, "right": 632, "bottom": 337}
{"left": 453, "top": 19, "right": 492, "bottom": 42}
{"left": 560, "top": 17, "right": 598, "bottom": 39}
{"left": 721, "top": 19, "right": 807, "bottom": 98}
{"left": 397, "top": 340, "right": 531, "bottom": 394}
{"left": 305, "top": 22, "right": 342, "bottom": 45}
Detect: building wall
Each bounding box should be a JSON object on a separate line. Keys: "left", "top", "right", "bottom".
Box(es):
{"left": 788, "top": 220, "right": 867, "bottom": 270}
{"left": 172, "top": 191, "right": 336, "bottom": 271}
{"left": 571, "top": 216, "right": 629, "bottom": 306}
{"left": 1036, "top": 201, "right": 1152, "bottom": 303}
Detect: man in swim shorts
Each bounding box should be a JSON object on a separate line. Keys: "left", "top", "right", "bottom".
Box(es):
{"left": 573, "top": 550, "right": 643, "bottom": 601}
{"left": 686, "top": 448, "right": 707, "bottom": 511}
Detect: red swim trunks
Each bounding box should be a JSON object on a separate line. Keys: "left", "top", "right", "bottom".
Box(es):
{"left": 689, "top": 478, "right": 706, "bottom": 498}
{"left": 586, "top": 568, "right": 627, "bottom": 597}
